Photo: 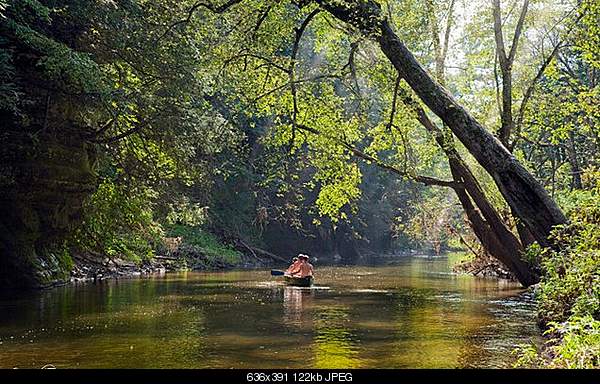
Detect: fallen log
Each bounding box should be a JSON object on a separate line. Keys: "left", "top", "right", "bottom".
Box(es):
{"left": 235, "top": 239, "right": 288, "bottom": 263}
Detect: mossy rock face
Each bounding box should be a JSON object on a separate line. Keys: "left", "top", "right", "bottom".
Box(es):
{"left": 0, "top": 122, "right": 97, "bottom": 289}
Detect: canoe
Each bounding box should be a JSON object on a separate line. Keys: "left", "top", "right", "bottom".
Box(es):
{"left": 284, "top": 275, "right": 314, "bottom": 287}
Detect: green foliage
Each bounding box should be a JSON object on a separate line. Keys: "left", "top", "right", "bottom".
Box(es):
{"left": 536, "top": 188, "right": 600, "bottom": 324}
{"left": 544, "top": 316, "right": 600, "bottom": 368}
{"left": 515, "top": 182, "right": 600, "bottom": 368}
{"left": 70, "top": 179, "right": 163, "bottom": 263}
{"left": 575, "top": 0, "right": 600, "bottom": 69}
{"left": 0, "top": 0, "right": 594, "bottom": 305}
{"left": 0, "top": 37, "right": 19, "bottom": 111}
{"left": 512, "top": 343, "right": 541, "bottom": 368}
{"left": 0, "top": 0, "right": 111, "bottom": 112}
{"left": 537, "top": 246, "right": 599, "bottom": 324}
{"left": 515, "top": 316, "right": 600, "bottom": 369}
{"left": 166, "top": 224, "right": 242, "bottom": 266}
{"left": 164, "top": 197, "right": 209, "bottom": 227}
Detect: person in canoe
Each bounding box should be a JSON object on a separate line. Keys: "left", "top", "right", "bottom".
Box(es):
{"left": 285, "top": 256, "right": 301, "bottom": 275}
{"left": 291, "top": 254, "right": 314, "bottom": 278}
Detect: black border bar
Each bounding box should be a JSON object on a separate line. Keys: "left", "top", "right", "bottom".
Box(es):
{"left": 0, "top": 369, "right": 598, "bottom": 384}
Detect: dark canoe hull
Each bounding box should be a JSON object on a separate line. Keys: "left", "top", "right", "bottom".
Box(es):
{"left": 284, "top": 275, "right": 314, "bottom": 287}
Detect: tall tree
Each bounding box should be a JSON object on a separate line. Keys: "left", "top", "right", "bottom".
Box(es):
{"left": 312, "top": 0, "right": 567, "bottom": 247}
{"left": 492, "top": 0, "right": 529, "bottom": 149}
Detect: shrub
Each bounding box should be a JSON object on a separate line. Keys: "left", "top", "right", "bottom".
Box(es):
{"left": 166, "top": 224, "right": 242, "bottom": 267}
{"left": 544, "top": 316, "right": 600, "bottom": 368}
{"left": 70, "top": 179, "right": 163, "bottom": 263}
{"left": 514, "top": 186, "right": 600, "bottom": 368}
{"left": 537, "top": 187, "right": 600, "bottom": 325}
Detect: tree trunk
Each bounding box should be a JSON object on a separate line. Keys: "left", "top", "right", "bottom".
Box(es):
{"left": 315, "top": 0, "right": 567, "bottom": 247}
{"left": 451, "top": 176, "right": 538, "bottom": 286}
{"left": 449, "top": 157, "right": 538, "bottom": 286}
{"left": 492, "top": 0, "right": 528, "bottom": 149}
{"left": 567, "top": 130, "right": 583, "bottom": 190}
{"left": 515, "top": 218, "right": 537, "bottom": 248}
{"left": 397, "top": 83, "right": 538, "bottom": 286}
{"left": 499, "top": 66, "right": 514, "bottom": 147}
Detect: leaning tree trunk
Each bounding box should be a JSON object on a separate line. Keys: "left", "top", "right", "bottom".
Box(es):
{"left": 449, "top": 157, "right": 538, "bottom": 286}
{"left": 315, "top": 0, "right": 567, "bottom": 247}
{"left": 398, "top": 82, "right": 538, "bottom": 285}
{"left": 451, "top": 180, "right": 537, "bottom": 286}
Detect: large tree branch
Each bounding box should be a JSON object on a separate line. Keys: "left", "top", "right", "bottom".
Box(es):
{"left": 289, "top": 9, "right": 321, "bottom": 148}
{"left": 155, "top": 0, "right": 243, "bottom": 42}
{"left": 492, "top": 0, "right": 509, "bottom": 68}
{"left": 493, "top": 0, "right": 529, "bottom": 68}
{"left": 493, "top": 0, "right": 530, "bottom": 147}
{"left": 295, "top": 124, "right": 458, "bottom": 188}
{"left": 441, "top": 0, "right": 455, "bottom": 63}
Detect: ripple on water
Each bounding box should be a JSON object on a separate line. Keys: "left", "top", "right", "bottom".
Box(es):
{"left": 350, "top": 289, "right": 390, "bottom": 294}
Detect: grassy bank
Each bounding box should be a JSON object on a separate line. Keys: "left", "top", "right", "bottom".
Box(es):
{"left": 163, "top": 224, "right": 243, "bottom": 269}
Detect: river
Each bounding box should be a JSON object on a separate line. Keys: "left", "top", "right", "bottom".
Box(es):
{"left": 0, "top": 255, "right": 541, "bottom": 368}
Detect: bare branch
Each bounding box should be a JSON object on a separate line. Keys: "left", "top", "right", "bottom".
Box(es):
{"left": 510, "top": 10, "right": 585, "bottom": 150}
{"left": 508, "top": 0, "right": 529, "bottom": 64}
{"left": 386, "top": 74, "right": 401, "bottom": 129}
{"left": 94, "top": 123, "right": 146, "bottom": 144}
{"left": 252, "top": 5, "right": 272, "bottom": 38}
{"left": 222, "top": 52, "right": 291, "bottom": 74}
{"left": 492, "top": 0, "right": 509, "bottom": 68}
{"left": 441, "top": 0, "right": 455, "bottom": 62}
{"left": 510, "top": 42, "right": 562, "bottom": 150}
{"left": 155, "top": 0, "right": 242, "bottom": 43}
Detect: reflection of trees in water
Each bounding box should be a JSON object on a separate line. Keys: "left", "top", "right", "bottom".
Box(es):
{"left": 455, "top": 297, "right": 540, "bottom": 368}
{"left": 387, "top": 289, "right": 495, "bottom": 368}
{"left": 282, "top": 287, "right": 313, "bottom": 327}
{"left": 385, "top": 260, "right": 528, "bottom": 368}
{"left": 312, "top": 306, "right": 362, "bottom": 368}
{"left": 0, "top": 278, "right": 210, "bottom": 368}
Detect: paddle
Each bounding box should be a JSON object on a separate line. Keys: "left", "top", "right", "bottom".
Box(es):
{"left": 270, "top": 269, "right": 285, "bottom": 276}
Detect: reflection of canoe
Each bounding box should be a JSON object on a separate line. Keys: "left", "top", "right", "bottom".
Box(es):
{"left": 284, "top": 275, "right": 314, "bottom": 287}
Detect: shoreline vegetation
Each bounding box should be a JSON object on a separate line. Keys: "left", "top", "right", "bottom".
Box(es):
{"left": 513, "top": 186, "right": 600, "bottom": 368}
{"left": 66, "top": 225, "right": 271, "bottom": 287}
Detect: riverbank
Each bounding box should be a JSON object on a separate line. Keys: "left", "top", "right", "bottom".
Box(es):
{"left": 44, "top": 246, "right": 517, "bottom": 291}
{"left": 452, "top": 254, "right": 516, "bottom": 281}
{"left": 67, "top": 248, "right": 273, "bottom": 287}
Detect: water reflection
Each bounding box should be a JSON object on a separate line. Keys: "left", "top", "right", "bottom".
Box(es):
{"left": 0, "top": 256, "right": 541, "bottom": 368}
{"left": 313, "top": 306, "right": 362, "bottom": 368}
{"left": 283, "top": 287, "right": 314, "bottom": 327}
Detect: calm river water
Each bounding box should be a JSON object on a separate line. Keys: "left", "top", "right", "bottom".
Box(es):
{"left": 0, "top": 256, "right": 541, "bottom": 368}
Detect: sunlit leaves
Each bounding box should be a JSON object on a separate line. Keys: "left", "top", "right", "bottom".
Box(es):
{"left": 574, "top": 0, "right": 600, "bottom": 69}
{"left": 71, "top": 178, "right": 163, "bottom": 263}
